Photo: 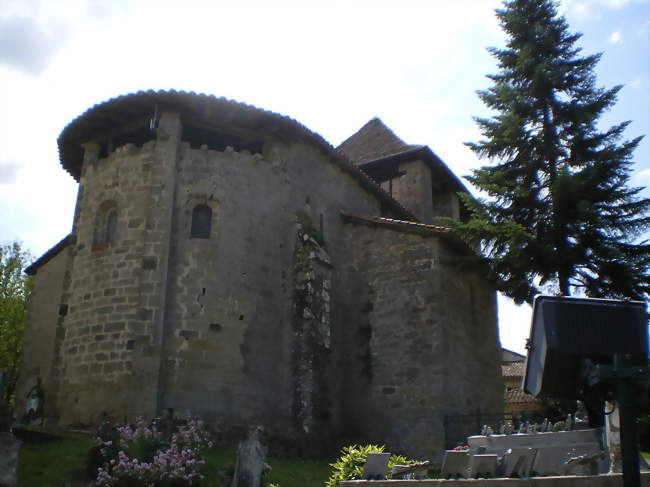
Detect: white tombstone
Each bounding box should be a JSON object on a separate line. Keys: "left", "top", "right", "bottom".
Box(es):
{"left": 469, "top": 454, "right": 498, "bottom": 478}
{"left": 362, "top": 452, "right": 390, "bottom": 480}
{"left": 502, "top": 447, "right": 537, "bottom": 478}
{"left": 441, "top": 450, "right": 469, "bottom": 479}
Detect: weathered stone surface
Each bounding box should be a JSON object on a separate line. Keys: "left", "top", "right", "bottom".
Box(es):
{"left": 18, "top": 93, "right": 503, "bottom": 456}
{"left": 231, "top": 427, "right": 267, "bottom": 487}
{"left": 341, "top": 472, "right": 650, "bottom": 486}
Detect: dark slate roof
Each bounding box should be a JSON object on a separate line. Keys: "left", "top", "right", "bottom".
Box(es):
{"left": 341, "top": 212, "right": 450, "bottom": 236}
{"left": 25, "top": 234, "right": 74, "bottom": 276}
{"left": 336, "top": 117, "right": 421, "bottom": 165}
{"left": 337, "top": 118, "right": 470, "bottom": 196}
{"left": 57, "top": 90, "right": 415, "bottom": 220}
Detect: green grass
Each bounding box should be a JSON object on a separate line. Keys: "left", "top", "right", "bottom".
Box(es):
{"left": 17, "top": 432, "right": 332, "bottom": 487}
{"left": 642, "top": 451, "right": 650, "bottom": 460}
{"left": 18, "top": 431, "right": 96, "bottom": 486}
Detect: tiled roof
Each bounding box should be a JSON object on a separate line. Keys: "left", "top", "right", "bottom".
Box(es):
{"left": 341, "top": 212, "right": 450, "bottom": 236}
{"left": 56, "top": 90, "right": 416, "bottom": 221}
{"left": 505, "top": 388, "right": 542, "bottom": 405}
{"left": 25, "top": 234, "right": 74, "bottom": 275}
{"left": 502, "top": 361, "right": 526, "bottom": 378}
{"left": 336, "top": 117, "right": 421, "bottom": 165}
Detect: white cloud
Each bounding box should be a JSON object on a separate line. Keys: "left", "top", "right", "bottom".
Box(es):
{"left": 0, "top": 15, "right": 67, "bottom": 75}
{"left": 0, "top": 162, "right": 20, "bottom": 184}
{"left": 609, "top": 30, "right": 622, "bottom": 42}
{"left": 635, "top": 168, "right": 650, "bottom": 181}
{"left": 561, "top": 0, "right": 650, "bottom": 19}
{"left": 498, "top": 295, "right": 533, "bottom": 354}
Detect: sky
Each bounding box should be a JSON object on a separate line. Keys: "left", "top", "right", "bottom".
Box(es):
{"left": 1, "top": 0, "right": 649, "bottom": 354}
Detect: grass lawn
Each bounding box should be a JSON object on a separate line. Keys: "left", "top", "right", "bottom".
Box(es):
{"left": 642, "top": 451, "right": 650, "bottom": 460}
{"left": 18, "top": 431, "right": 96, "bottom": 486}
{"left": 17, "top": 431, "right": 332, "bottom": 487}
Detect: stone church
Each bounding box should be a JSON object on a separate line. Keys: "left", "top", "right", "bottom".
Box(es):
{"left": 18, "top": 90, "right": 502, "bottom": 456}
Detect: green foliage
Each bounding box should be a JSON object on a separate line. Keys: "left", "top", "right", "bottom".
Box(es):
{"left": 20, "top": 436, "right": 330, "bottom": 487}
{"left": 448, "top": 0, "right": 650, "bottom": 303}
{"left": 325, "top": 444, "right": 414, "bottom": 487}
{"left": 0, "top": 241, "right": 32, "bottom": 404}
{"left": 18, "top": 431, "right": 96, "bottom": 486}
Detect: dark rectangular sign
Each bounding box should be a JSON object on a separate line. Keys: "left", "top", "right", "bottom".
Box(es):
{"left": 523, "top": 296, "right": 648, "bottom": 398}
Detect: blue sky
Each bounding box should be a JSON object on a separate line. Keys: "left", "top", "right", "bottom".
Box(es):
{"left": 0, "top": 0, "right": 648, "bottom": 354}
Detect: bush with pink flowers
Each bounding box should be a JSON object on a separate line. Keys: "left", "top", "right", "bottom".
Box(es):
{"left": 93, "top": 415, "right": 214, "bottom": 487}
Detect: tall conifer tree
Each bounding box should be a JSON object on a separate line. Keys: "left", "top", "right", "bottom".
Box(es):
{"left": 452, "top": 0, "right": 650, "bottom": 303}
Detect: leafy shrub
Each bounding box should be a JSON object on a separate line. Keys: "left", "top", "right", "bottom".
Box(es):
{"left": 92, "top": 415, "right": 213, "bottom": 486}
{"left": 325, "top": 444, "right": 414, "bottom": 487}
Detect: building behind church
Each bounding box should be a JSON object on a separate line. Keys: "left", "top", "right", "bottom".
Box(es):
{"left": 17, "top": 90, "right": 502, "bottom": 457}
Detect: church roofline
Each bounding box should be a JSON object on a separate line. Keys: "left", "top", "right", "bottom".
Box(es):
{"left": 25, "top": 234, "right": 75, "bottom": 276}
{"left": 358, "top": 145, "right": 470, "bottom": 195}
{"left": 57, "top": 90, "right": 415, "bottom": 221}
{"left": 341, "top": 211, "right": 450, "bottom": 236}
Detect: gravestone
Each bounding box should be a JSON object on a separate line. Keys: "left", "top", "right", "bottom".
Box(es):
{"left": 362, "top": 452, "right": 390, "bottom": 480}
{"left": 502, "top": 447, "right": 537, "bottom": 478}
{"left": 231, "top": 426, "right": 267, "bottom": 487}
{"left": 467, "top": 428, "right": 610, "bottom": 476}
{"left": 0, "top": 432, "right": 22, "bottom": 487}
{"left": 469, "top": 454, "right": 497, "bottom": 478}
{"left": 441, "top": 450, "right": 469, "bottom": 479}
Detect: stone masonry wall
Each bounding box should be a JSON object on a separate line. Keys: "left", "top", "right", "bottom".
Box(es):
{"left": 392, "top": 160, "right": 433, "bottom": 223}
{"left": 337, "top": 223, "right": 503, "bottom": 458}
{"left": 157, "top": 134, "right": 385, "bottom": 446}
{"left": 15, "top": 248, "right": 69, "bottom": 417}
{"left": 53, "top": 113, "right": 181, "bottom": 426}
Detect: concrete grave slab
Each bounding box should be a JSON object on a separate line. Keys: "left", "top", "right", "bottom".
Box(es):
{"left": 469, "top": 454, "right": 498, "bottom": 479}
{"left": 502, "top": 447, "right": 537, "bottom": 478}
{"left": 441, "top": 450, "right": 469, "bottom": 479}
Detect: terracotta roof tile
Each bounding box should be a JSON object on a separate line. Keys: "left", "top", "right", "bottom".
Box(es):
{"left": 505, "top": 388, "right": 542, "bottom": 405}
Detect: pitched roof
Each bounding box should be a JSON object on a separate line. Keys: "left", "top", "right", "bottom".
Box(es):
{"left": 25, "top": 234, "right": 74, "bottom": 275}
{"left": 341, "top": 212, "right": 450, "bottom": 237}
{"left": 502, "top": 348, "right": 526, "bottom": 363}
{"left": 505, "top": 388, "right": 542, "bottom": 405}
{"left": 336, "top": 117, "right": 421, "bottom": 165}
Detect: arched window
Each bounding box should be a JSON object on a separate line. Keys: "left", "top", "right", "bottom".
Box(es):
{"left": 94, "top": 201, "right": 118, "bottom": 247}
{"left": 190, "top": 204, "right": 212, "bottom": 239}
{"left": 105, "top": 209, "right": 118, "bottom": 243}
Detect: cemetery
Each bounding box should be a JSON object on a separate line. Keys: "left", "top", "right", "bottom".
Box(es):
{"left": 0, "top": 92, "right": 648, "bottom": 485}
{"left": 1, "top": 295, "right": 648, "bottom": 486}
